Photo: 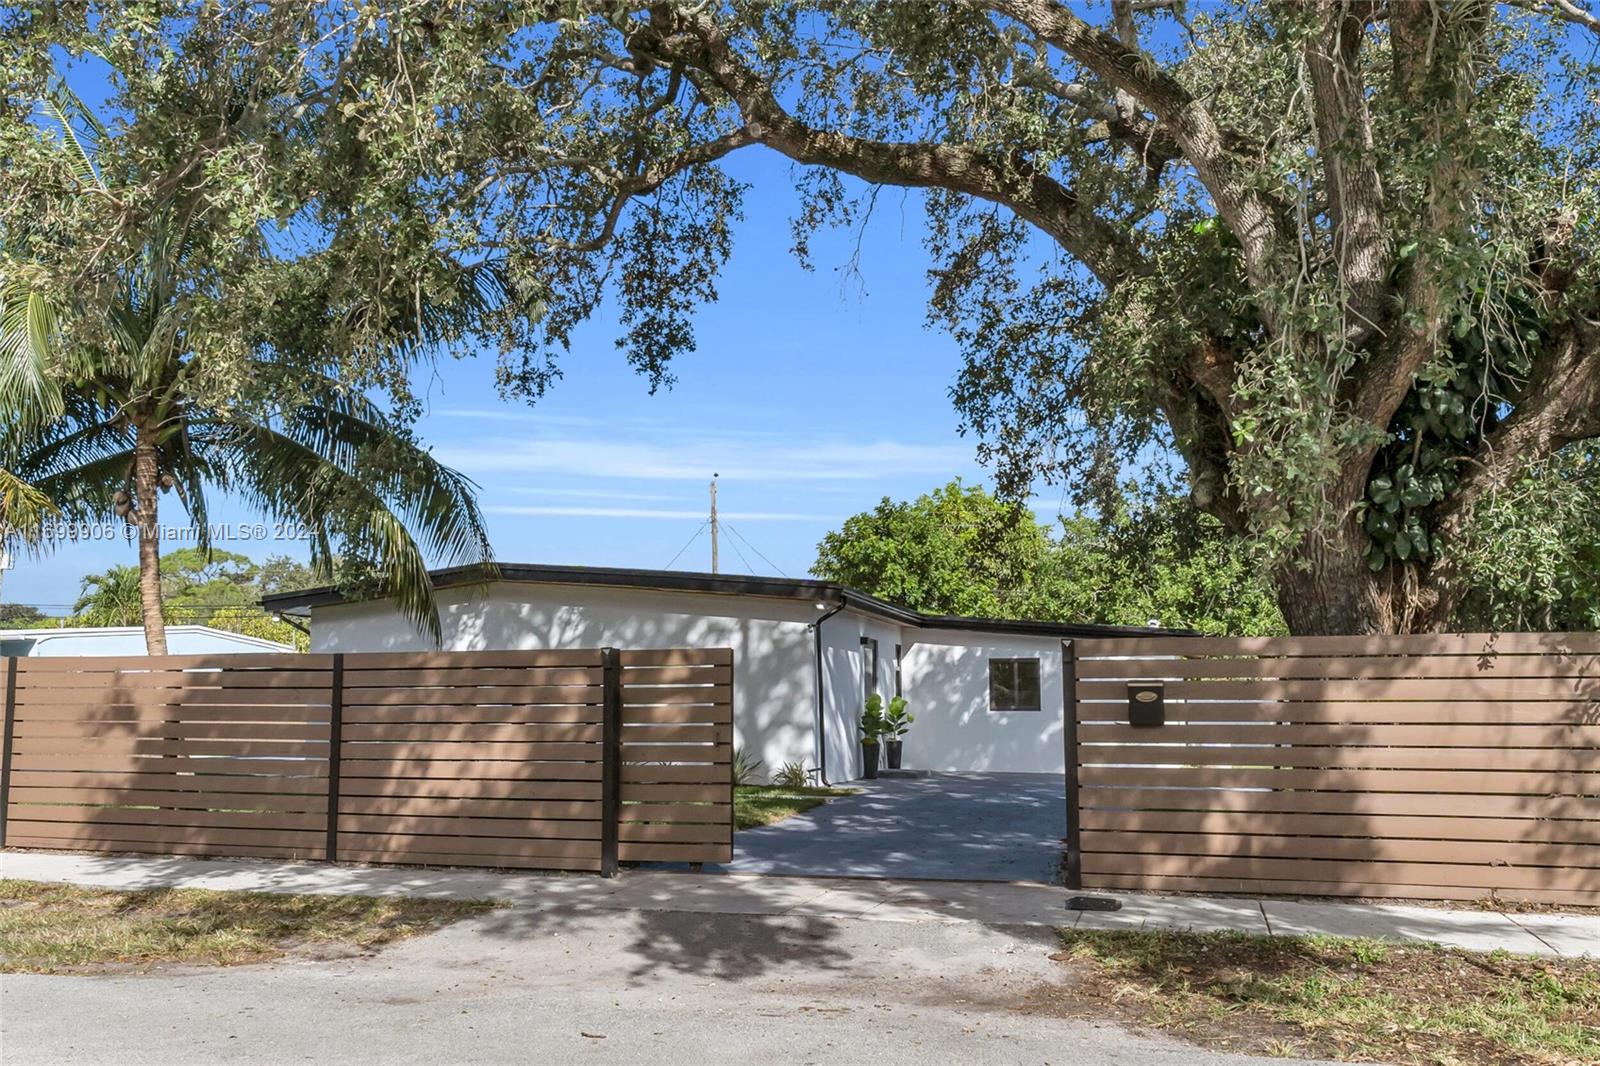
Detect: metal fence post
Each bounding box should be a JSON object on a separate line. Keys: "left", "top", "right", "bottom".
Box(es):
{"left": 1061, "top": 640, "right": 1082, "bottom": 890}
{"left": 0, "top": 657, "right": 16, "bottom": 849}
{"left": 325, "top": 654, "right": 344, "bottom": 862}
{"left": 600, "top": 648, "right": 622, "bottom": 878}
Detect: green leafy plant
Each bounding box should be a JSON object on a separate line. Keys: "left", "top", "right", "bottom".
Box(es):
{"left": 773, "top": 761, "right": 809, "bottom": 788}
{"left": 859, "top": 693, "right": 886, "bottom": 747}
{"left": 884, "top": 696, "right": 914, "bottom": 740}
{"left": 731, "top": 747, "right": 764, "bottom": 786}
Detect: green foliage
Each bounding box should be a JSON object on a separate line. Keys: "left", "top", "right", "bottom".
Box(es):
{"left": 815, "top": 480, "right": 1286, "bottom": 636}
{"left": 773, "top": 761, "right": 810, "bottom": 789}
{"left": 3, "top": 4, "right": 1595, "bottom": 632}
{"left": 71, "top": 564, "right": 142, "bottom": 627}
{"left": 814, "top": 479, "right": 1077, "bottom": 621}
{"left": 1360, "top": 287, "right": 1544, "bottom": 571}
{"left": 1, "top": 65, "right": 496, "bottom": 646}
{"left": 0, "top": 604, "right": 45, "bottom": 625}
{"left": 198, "top": 607, "right": 309, "bottom": 652}
{"left": 1447, "top": 446, "right": 1600, "bottom": 631}
{"left": 859, "top": 693, "right": 886, "bottom": 746}
{"left": 883, "top": 696, "right": 914, "bottom": 740}
{"left": 70, "top": 551, "right": 316, "bottom": 648}
{"left": 731, "top": 747, "right": 763, "bottom": 787}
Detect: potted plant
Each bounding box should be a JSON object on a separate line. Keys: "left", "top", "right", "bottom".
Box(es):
{"left": 859, "top": 694, "right": 886, "bottom": 779}
{"left": 883, "top": 696, "right": 914, "bottom": 770}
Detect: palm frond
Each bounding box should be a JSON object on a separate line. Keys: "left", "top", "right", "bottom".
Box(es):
{"left": 222, "top": 421, "right": 493, "bottom": 643}
{"left": 0, "top": 280, "right": 64, "bottom": 425}
{"left": 40, "top": 78, "right": 106, "bottom": 193}
{"left": 0, "top": 465, "right": 56, "bottom": 543}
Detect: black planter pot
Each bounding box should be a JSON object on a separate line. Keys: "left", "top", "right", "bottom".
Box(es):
{"left": 861, "top": 743, "right": 880, "bottom": 779}
{"left": 886, "top": 740, "right": 903, "bottom": 770}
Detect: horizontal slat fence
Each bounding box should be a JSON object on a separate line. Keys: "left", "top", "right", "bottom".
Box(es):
{"left": 617, "top": 648, "right": 735, "bottom": 865}
{"left": 1069, "top": 632, "right": 1600, "bottom": 905}
{"left": 1, "top": 647, "right": 735, "bottom": 876}
{"left": 2, "top": 654, "right": 334, "bottom": 860}
{"left": 334, "top": 650, "right": 609, "bottom": 872}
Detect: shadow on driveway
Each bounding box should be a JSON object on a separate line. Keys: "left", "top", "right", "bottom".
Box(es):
{"left": 719, "top": 771, "right": 1066, "bottom": 883}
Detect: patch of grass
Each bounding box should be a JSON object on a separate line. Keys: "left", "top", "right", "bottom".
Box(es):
{"left": 1031, "top": 928, "right": 1600, "bottom": 1065}
{"left": 735, "top": 785, "right": 857, "bottom": 830}
{"left": 0, "top": 879, "right": 497, "bottom": 974}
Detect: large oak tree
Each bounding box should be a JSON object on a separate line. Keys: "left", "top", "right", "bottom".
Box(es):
{"left": 6, "top": 1, "right": 1598, "bottom": 633}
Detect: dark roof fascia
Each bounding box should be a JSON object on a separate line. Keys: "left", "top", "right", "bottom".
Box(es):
{"left": 260, "top": 562, "right": 1193, "bottom": 638}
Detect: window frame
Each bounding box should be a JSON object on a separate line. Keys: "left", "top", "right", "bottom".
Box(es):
{"left": 861, "top": 637, "right": 879, "bottom": 704}
{"left": 988, "top": 657, "right": 1042, "bottom": 713}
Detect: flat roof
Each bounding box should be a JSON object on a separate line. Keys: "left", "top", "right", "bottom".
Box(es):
{"left": 261, "top": 562, "right": 1192, "bottom": 639}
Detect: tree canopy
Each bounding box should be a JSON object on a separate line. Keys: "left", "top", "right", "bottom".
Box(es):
{"left": 2, "top": 73, "right": 497, "bottom": 649}
{"left": 70, "top": 549, "right": 317, "bottom": 647}
{"left": 5, "top": 2, "right": 1598, "bottom": 633}
{"left": 813, "top": 480, "right": 1286, "bottom": 635}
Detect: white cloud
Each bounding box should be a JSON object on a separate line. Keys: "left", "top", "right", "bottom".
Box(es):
{"left": 484, "top": 505, "right": 830, "bottom": 521}
{"left": 505, "top": 486, "right": 684, "bottom": 502}
{"left": 437, "top": 433, "right": 974, "bottom": 483}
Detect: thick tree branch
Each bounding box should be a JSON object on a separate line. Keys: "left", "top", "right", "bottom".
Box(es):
{"left": 1020, "top": 70, "right": 1181, "bottom": 170}
{"left": 973, "top": 0, "right": 1290, "bottom": 310}
{"left": 1302, "top": 0, "right": 1389, "bottom": 352}
{"left": 1420, "top": 316, "right": 1600, "bottom": 627}
{"left": 1505, "top": 0, "right": 1600, "bottom": 35}
{"left": 1340, "top": 2, "right": 1492, "bottom": 490}
{"left": 654, "top": 8, "right": 1139, "bottom": 285}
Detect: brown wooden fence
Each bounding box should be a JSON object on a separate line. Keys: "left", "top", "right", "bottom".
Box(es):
{"left": 1066, "top": 632, "right": 1600, "bottom": 905}
{"left": 0, "top": 648, "right": 734, "bottom": 875}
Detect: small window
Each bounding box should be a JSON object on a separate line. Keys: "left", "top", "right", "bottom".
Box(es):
{"left": 861, "top": 637, "right": 879, "bottom": 703}
{"left": 894, "top": 644, "right": 903, "bottom": 698}
{"left": 989, "top": 658, "right": 1041, "bottom": 712}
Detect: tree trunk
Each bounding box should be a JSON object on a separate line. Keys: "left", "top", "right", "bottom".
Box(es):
{"left": 132, "top": 421, "right": 167, "bottom": 655}
{"left": 1272, "top": 520, "right": 1398, "bottom": 634}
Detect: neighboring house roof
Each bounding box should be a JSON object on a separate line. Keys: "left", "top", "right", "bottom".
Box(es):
{"left": 0, "top": 624, "right": 295, "bottom": 657}
{"left": 260, "top": 562, "right": 1193, "bottom": 639}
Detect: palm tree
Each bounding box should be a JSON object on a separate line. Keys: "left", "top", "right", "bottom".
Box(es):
{"left": 72, "top": 564, "right": 144, "bottom": 627}
{"left": 3, "top": 82, "right": 499, "bottom": 652}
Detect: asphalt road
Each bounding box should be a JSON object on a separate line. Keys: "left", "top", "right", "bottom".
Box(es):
{"left": 2, "top": 903, "right": 1342, "bottom": 1066}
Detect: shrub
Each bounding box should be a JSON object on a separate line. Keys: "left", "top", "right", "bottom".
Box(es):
{"left": 732, "top": 747, "right": 764, "bottom": 786}
{"left": 774, "top": 761, "right": 809, "bottom": 788}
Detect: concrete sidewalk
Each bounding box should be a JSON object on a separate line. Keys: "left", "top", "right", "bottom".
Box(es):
{"left": 5, "top": 849, "right": 1596, "bottom": 958}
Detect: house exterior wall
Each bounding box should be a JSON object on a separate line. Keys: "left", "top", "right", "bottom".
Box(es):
{"left": 304, "top": 583, "right": 1080, "bottom": 782}
{"left": 815, "top": 610, "right": 903, "bottom": 783}
{"left": 899, "top": 629, "right": 1066, "bottom": 775}
{"left": 306, "top": 583, "right": 819, "bottom": 781}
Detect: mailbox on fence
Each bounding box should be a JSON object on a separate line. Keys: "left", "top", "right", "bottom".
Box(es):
{"left": 1127, "top": 681, "right": 1164, "bottom": 727}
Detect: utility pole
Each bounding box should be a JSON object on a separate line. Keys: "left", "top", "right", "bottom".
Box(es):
{"left": 709, "top": 473, "right": 719, "bottom": 574}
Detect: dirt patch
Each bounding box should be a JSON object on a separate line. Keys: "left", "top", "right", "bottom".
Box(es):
{"left": 1023, "top": 928, "right": 1600, "bottom": 1065}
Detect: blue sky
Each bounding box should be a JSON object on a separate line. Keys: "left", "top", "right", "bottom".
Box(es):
{"left": 6, "top": 146, "right": 1047, "bottom": 612}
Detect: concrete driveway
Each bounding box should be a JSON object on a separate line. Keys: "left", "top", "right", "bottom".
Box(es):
{"left": 724, "top": 771, "right": 1066, "bottom": 883}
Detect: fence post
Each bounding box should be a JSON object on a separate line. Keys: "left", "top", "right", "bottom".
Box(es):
{"left": 0, "top": 657, "right": 15, "bottom": 849}
{"left": 1061, "top": 640, "right": 1082, "bottom": 890}
{"left": 600, "top": 647, "right": 622, "bottom": 878}
{"left": 325, "top": 653, "right": 344, "bottom": 863}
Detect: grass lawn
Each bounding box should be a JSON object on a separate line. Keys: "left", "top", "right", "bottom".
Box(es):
{"left": 735, "top": 785, "right": 858, "bottom": 830}
{"left": 1032, "top": 928, "right": 1600, "bottom": 1065}
{"left": 0, "top": 879, "right": 496, "bottom": 974}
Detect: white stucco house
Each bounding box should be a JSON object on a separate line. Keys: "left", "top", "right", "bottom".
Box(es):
{"left": 261, "top": 564, "right": 1180, "bottom": 783}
